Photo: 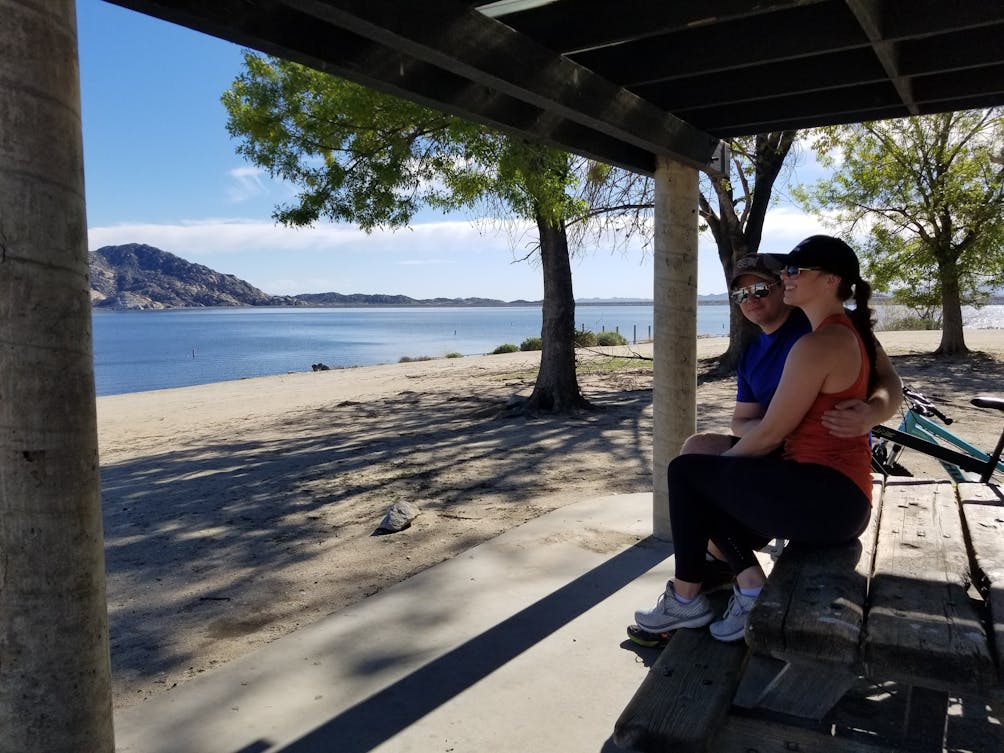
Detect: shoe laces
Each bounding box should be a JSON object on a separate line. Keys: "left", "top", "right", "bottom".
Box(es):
{"left": 723, "top": 591, "right": 748, "bottom": 619}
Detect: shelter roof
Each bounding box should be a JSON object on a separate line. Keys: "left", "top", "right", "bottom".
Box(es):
{"left": 105, "top": 0, "right": 1004, "bottom": 174}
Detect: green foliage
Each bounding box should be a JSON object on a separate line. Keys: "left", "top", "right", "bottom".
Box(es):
{"left": 519, "top": 337, "right": 542, "bottom": 351}
{"left": 399, "top": 355, "right": 433, "bottom": 363}
{"left": 596, "top": 331, "right": 628, "bottom": 346}
{"left": 576, "top": 356, "right": 652, "bottom": 375}
{"left": 574, "top": 330, "right": 598, "bottom": 347}
{"left": 445, "top": 352, "right": 464, "bottom": 358}
{"left": 491, "top": 343, "right": 519, "bottom": 354}
{"left": 222, "top": 52, "right": 585, "bottom": 230}
{"left": 797, "top": 110, "right": 1004, "bottom": 315}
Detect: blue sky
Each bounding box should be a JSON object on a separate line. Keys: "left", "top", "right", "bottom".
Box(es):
{"left": 76, "top": 0, "right": 829, "bottom": 299}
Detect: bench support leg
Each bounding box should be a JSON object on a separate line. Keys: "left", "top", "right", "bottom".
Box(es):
{"left": 733, "top": 655, "right": 858, "bottom": 721}
{"left": 902, "top": 686, "right": 948, "bottom": 753}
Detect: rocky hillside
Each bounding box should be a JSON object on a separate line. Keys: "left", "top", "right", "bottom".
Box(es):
{"left": 88, "top": 243, "right": 534, "bottom": 308}
{"left": 89, "top": 244, "right": 296, "bottom": 309}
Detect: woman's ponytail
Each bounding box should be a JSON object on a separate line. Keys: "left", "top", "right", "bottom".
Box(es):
{"left": 841, "top": 277, "right": 877, "bottom": 390}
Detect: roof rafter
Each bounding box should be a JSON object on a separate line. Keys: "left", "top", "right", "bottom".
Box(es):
{"left": 100, "top": 0, "right": 1004, "bottom": 168}
{"left": 280, "top": 0, "right": 721, "bottom": 171}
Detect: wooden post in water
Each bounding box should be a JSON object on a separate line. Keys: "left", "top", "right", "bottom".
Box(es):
{"left": 651, "top": 156, "right": 699, "bottom": 538}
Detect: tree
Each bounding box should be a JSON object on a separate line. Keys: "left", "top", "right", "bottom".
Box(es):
{"left": 699, "top": 132, "right": 798, "bottom": 372}
{"left": 798, "top": 109, "right": 1004, "bottom": 354}
{"left": 223, "top": 53, "right": 648, "bottom": 411}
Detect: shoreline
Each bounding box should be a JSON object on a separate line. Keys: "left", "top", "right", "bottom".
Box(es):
{"left": 98, "top": 329, "right": 1004, "bottom": 708}
{"left": 95, "top": 324, "right": 1004, "bottom": 400}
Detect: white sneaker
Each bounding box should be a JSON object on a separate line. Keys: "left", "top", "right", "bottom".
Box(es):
{"left": 634, "top": 582, "right": 713, "bottom": 633}
{"left": 709, "top": 585, "right": 758, "bottom": 642}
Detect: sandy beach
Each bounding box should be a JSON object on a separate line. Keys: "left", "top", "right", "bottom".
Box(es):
{"left": 98, "top": 329, "right": 1004, "bottom": 708}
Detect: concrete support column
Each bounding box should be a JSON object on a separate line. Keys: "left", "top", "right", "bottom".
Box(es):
{"left": 651, "top": 156, "right": 699, "bottom": 538}
{"left": 0, "top": 1, "right": 115, "bottom": 751}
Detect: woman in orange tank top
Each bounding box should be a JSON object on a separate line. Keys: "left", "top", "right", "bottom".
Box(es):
{"left": 634, "top": 236, "right": 879, "bottom": 643}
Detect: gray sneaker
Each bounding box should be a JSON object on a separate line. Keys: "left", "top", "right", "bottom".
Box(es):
{"left": 709, "top": 585, "right": 758, "bottom": 642}
{"left": 634, "top": 582, "right": 713, "bottom": 633}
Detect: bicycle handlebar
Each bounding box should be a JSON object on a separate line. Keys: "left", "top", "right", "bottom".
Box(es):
{"left": 902, "top": 385, "right": 954, "bottom": 424}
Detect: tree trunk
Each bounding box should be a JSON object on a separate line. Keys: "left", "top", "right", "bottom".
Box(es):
{"left": 526, "top": 213, "right": 590, "bottom": 412}
{"left": 709, "top": 207, "right": 752, "bottom": 372}
{"left": 701, "top": 131, "right": 796, "bottom": 374}
{"left": 723, "top": 305, "right": 760, "bottom": 369}
{"left": 0, "top": 1, "right": 115, "bottom": 751}
{"left": 936, "top": 257, "right": 969, "bottom": 354}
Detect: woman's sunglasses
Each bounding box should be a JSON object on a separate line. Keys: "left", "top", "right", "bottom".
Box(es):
{"left": 730, "top": 280, "right": 777, "bottom": 304}
{"left": 780, "top": 265, "right": 823, "bottom": 278}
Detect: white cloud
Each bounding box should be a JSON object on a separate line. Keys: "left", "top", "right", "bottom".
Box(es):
{"left": 87, "top": 217, "right": 522, "bottom": 258}
{"left": 396, "top": 258, "right": 456, "bottom": 266}
{"left": 760, "top": 207, "right": 836, "bottom": 250}
{"left": 89, "top": 218, "right": 373, "bottom": 254}
{"left": 225, "top": 167, "right": 268, "bottom": 203}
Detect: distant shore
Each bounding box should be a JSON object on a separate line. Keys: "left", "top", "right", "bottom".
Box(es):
{"left": 92, "top": 295, "right": 1004, "bottom": 310}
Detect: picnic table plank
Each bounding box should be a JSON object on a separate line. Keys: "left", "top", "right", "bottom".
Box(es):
{"left": 614, "top": 591, "right": 746, "bottom": 753}
{"left": 713, "top": 713, "right": 919, "bottom": 753}
{"left": 745, "top": 475, "right": 884, "bottom": 666}
{"left": 864, "top": 479, "right": 996, "bottom": 690}
{"left": 957, "top": 481, "right": 1004, "bottom": 688}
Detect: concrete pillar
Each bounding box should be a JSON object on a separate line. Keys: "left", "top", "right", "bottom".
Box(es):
{"left": 0, "top": 1, "right": 115, "bottom": 751}
{"left": 651, "top": 156, "right": 699, "bottom": 538}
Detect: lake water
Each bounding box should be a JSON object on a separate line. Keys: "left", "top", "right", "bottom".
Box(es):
{"left": 91, "top": 305, "right": 718, "bottom": 396}
{"left": 90, "top": 303, "right": 1004, "bottom": 396}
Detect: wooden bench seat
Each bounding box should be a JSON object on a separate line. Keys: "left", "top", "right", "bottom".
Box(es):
{"left": 614, "top": 477, "right": 1004, "bottom": 752}
{"left": 613, "top": 591, "right": 745, "bottom": 753}
{"left": 747, "top": 475, "right": 884, "bottom": 668}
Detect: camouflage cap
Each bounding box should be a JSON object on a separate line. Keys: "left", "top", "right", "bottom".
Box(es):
{"left": 730, "top": 254, "right": 784, "bottom": 288}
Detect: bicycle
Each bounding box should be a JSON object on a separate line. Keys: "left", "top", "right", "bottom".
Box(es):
{"left": 870, "top": 385, "right": 1004, "bottom": 485}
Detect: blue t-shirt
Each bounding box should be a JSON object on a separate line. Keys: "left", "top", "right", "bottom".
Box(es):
{"left": 736, "top": 308, "right": 811, "bottom": 409}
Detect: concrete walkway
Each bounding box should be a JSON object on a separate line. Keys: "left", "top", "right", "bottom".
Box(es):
{"left": 114, "top": 493, "right": 674, "bottom": 753}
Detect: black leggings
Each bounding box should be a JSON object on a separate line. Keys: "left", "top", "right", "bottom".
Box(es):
{"left": 667, "top": 453, "right": 871, "bottom": 583}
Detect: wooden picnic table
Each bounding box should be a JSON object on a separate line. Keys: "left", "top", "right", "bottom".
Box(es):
{"left": 615, "top": 477, "right": 1004, "bottom": 752}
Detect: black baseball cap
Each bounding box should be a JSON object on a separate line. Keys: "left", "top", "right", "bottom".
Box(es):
{"left": 784, "top": 235, "right": 860, "bottom": 281}
{"left": 729, "top": 253, "right": 785, "bottom": 288}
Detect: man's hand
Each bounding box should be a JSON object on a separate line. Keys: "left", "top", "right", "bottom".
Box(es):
{"left": 822, "top": 399, "right": 875, "bottom": 437}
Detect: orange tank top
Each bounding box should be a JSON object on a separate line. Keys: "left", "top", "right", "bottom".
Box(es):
{"left": 782, "top": 313, "right": 873, "bottom": 501}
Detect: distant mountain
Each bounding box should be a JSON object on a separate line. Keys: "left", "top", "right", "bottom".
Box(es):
{"left": 699, "top": 293, "right": 729, "bottom": 303}
{"left": 88, "top": 244, "right": 533, "bottom": 309}
{"left": 294, "top": 292, "right": 523, "bottom": 307}
{"left": 576, "top": 297, "right": 653, "bottom": 304}
{"left": 89, "top": 244, "right": 298, "bottom": 310}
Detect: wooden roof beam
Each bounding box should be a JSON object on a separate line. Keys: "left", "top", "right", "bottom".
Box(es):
{"left": 844, "top": 0, "right": 918, "bottom": 114}
{"left": 280, "top": 0, "right": 721, "bottom": 172}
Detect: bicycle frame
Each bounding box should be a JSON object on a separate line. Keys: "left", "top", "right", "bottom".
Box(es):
{"left": 872, "top": 411, "right": 1004, "bottom": 484}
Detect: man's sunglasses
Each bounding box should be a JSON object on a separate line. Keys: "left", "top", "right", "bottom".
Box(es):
{"left": 730, "top": 280, "right": 777, "bottom": 304}
{"left": 780, "top": 265, "right": 823, "bottom": 278}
